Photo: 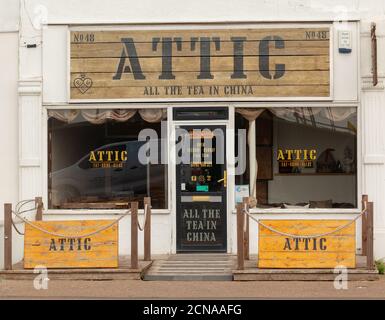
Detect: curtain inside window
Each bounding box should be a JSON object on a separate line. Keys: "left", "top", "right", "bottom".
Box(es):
{"left": 48, "top": 109, "right": 167, "bottom": 124}
{"left": 138, "top": 109, "right": 167, "bottom": 123}
{"left": 236, "top": 107, "right": 357, "bottom": 133}
{"left": 81, "top": 109, "right": 137, "bottom": 124}
{"left": 47, "top": 110, "right": 80, "bottom": 123}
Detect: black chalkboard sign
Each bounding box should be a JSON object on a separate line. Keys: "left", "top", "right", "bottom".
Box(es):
{"left": 176, "top": 125, "right": 227, "bottom": 252}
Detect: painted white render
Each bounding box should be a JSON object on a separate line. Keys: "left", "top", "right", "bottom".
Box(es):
{"left": 0, "top": 0, "right": 20, "bottom": 269}
{"left": 1, "top": 0, "right": 385, "bottom": 269}
{"left": 0, "top": 0, "right": 18, "bottom": 31}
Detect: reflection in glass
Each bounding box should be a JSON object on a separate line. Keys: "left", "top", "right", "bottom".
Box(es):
{"left": 236, "top": 107, "right": 357, "bottom": 209}
{"left": 48, "top": 110, "right": 167, "bottom": 209}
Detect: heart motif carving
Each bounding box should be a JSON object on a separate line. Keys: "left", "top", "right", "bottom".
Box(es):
{"left": 73, "top": 74, "right": 93, "bottom": 94}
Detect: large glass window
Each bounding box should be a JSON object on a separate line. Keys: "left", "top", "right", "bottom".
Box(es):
{"left": 236, "top": 107, "right": 357, "bottom": 209}
{"left": 48, "top": 109, "right": 168, "bottom": 210}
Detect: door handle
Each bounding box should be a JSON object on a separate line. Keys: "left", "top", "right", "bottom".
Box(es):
{"left": 217, "top": 170, "right": 227, "bottom": 188}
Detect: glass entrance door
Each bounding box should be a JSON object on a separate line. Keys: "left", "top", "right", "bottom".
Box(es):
{"left": 176, "top": 125, "right": 227, "bottom": 252}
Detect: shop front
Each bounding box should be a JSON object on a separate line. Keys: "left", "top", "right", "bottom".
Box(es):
{"left": 35, "top": 20, "right": 363, "bottom": 257}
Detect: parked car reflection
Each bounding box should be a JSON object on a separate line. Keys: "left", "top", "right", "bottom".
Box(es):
{"left": 51, "top": 140, "right": 163, "bottom": 207}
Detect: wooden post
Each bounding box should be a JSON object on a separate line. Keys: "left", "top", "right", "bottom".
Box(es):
{"left": 237, "top": 203, "right": 244, "bottom": 270}
{"left": 131, "top": 202, "right": 139, "bottom": 269}
{"left": 367, "top": 202, "right": 375, "bottom": 270}
{"left": 243, "top": 197, "right": 250, "bottom": 260}
{"left": 4, "top": 203, "right": 12, "bottom": 270}
{"left": 143, "top": 197, "right": 151, "bottom": 261}
{"left": 35, "top": 197, "right": 43, "bottom": 221}
{"left": 361, "top": 194, "right": 368, "bottom": 255}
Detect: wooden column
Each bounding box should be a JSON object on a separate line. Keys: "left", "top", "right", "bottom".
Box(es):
{"left": 35, "top": 197, "right": 43, "bottom": 221}
{"left": 143, "top": 197, "right": 152, "bottom": 262}
{"left": 367, "top": 201, "right": 375, "bottom": 270}
{"left": 4, "top": 203, "right": 12, "bottom": 270}
{"left": 361, "top": 194, "right": 368, "bottom": 255}
{"left": 237, "top": 203, "right": 244, "bottom": 270}
{"left": 243, "top": 197, "right": 250, "bottom": 260}
{"left": 131, "top": 202, "right": 139, "bottom": 269}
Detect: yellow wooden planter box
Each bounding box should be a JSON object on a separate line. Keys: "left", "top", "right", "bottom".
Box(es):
{"left": 258, "top": 220, "right": 356, "bottom": 269}
{"left": 24, "top": 220, "right": 118, "bottom": 269}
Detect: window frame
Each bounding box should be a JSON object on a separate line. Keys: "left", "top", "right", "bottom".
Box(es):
{"left": 43, "top": 104, "right": 172, "bottom": 215}
{"left": 232, "top": 102, "right": 362, "bottom": 215}
{"left": 42, "top": 102, "right": 361, "bottom": 216}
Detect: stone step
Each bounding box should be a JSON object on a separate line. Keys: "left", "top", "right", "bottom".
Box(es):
{"left": 144, "top": 274, "right": 234, "bottom": 281}
{"left": 168, "top": 255, "right": 233, "bottom": 261}
{"left": 148, "top": 265, "right": 232, "bottom": 269}
{"left": 154, "top": 263, "right": 232, "bottom": 268}
{"left": 152, "top": 267, "right": 233, "bottom": 271}
{"left": 147, "top": 271, "right": 232, "bottom": 275}
{"left": 143, "top": 254, "right": 236, "bottom": 281}
{"left": 162, "top": 260, "right": 233, "bottom": 264}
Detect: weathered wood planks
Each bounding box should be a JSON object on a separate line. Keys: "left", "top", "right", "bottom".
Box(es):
{"left": 70, "top": 27, "right": 330, "bottom": 100}
{"left": 258, "top": 220, "right": 356, "bottom": 269}
{"left": 24, "top": 220, "right": 119, "bottom": 269}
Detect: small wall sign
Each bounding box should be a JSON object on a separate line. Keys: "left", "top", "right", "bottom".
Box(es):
{"left": 235, "top": 185, "right": 250, "bottom": 204}
{"left": 338, "top": 30, "right": 352, "bottom": 54}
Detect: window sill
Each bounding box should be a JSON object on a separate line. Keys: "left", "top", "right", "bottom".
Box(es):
{"left": 43, "top": 209, "right": 171, "bottom": 216}
{"left": 274, "top": 173, "right": 355, "bottom": 176}
{"left": 231, "top": 208, "right": 361, "bottom": 215}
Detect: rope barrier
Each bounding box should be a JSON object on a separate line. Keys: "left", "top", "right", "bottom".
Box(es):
{"left": 243, "top": 201, "right": 367, "bottom": 239}
{"left": 12, "top": 207, "right": 38, "bottom": 224}
{"left": 137, "top": 204, "right": 150, "bottom": 231}
{"left": 11, "top": 219, "right": 25, "bottom": 236}
{"left": 9, "top": 198, "right": 149, "bottom": 238}
{"left": 10, "top": 199, "right": 38, "bottom": 235}
{"left": 15, "top": 199, "right": 35, "bottom": 212}
{"left": 11, "top": 209, "right": 131, "bottom": 239}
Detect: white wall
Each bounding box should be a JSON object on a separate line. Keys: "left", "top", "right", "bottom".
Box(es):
{"left": 0, "top": 0, "right": 20, "bottom": 269}
{"left": 17, "top": 0, "right": 367, "bottom": 24}
{"left": 0, "top": 0, "right": 19, "bottom": 31}
{"left": 0, "top": 32, "right": 19, "bottom": 216}
{"left": 361, "top": 19, "right": 385, "bottom": 260}
{"left": 42, "top": 22, "right": 359, "bottom": 105}
{"left": 9, "top": 0, "right": 385, "bottom": 264}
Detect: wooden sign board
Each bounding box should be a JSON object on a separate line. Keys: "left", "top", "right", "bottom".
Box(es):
{"left": 70, "top": 27, "right": 330, "bottom": 101}
{"left": 258, "top": 220, "right": 356, "bottom": 269}
{"left": 24, "top": 220, "right": 118, "bottom": 269}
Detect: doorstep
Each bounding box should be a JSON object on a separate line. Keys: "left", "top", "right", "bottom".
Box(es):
{"left": 2, "top": 255, "right": 379, "bottom": 282}
{"left": 233, "top": 255, "right": 380, "bottom": 281}
{"left": 0, "top": 256, "right": 152, "bottom": 281}
{"left": 143, "top": 254, "right": 236, "bottom": 281}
